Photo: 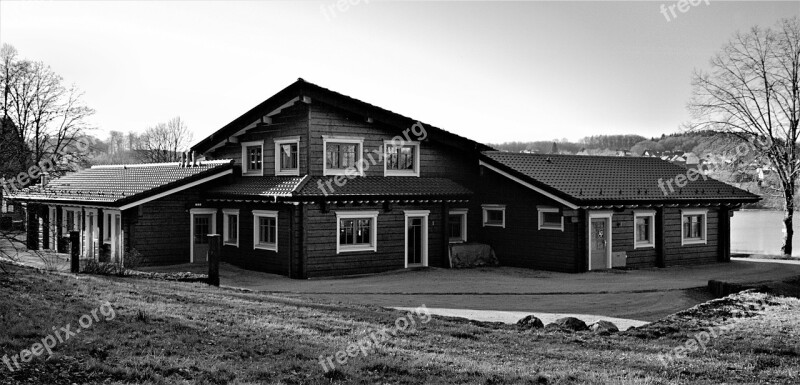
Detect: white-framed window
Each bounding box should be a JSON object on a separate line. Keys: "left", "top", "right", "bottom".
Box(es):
{"left": 336, "top": 211, "right": 378, "bottom": 253}
{"left": 323, "top": 136, "right": 364, "bottom": 176}
{"left": 383, "top": 140, "right": 420, "bottom": 177}
{"left": 274, "top": 137, "right": 300, "bottom": 176}
{"left": 223, "top": 209, "right": 239, "bottom": 247}
{"left": 241, "top": 140, "right": 264, "bottom": 176}
{"left": 448, "top": 209, "right": 468, "bottom": 243}
{"left": 681, "top": 208, "right": 708, "bottom": 246}
{"left": 63, "top": 207, "right": 81, "bottom": 234}
{"left": 481, "top": 204, "right": 506, "bottom": 228}
{"left": 633, "top": 210, "right": 656, "bottom": 249}
{"left": 253, "top": 210, "right": 278, "bottom": 251}
{"left": 537, "top": 206, "right": 563, "bottom": 231}
{"left": 1, "top": 198, "right": 7, "bottom": 213}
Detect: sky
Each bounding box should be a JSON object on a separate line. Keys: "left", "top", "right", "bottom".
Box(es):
{"left": 1, "top": 1, "right": 798, "bottom": 146}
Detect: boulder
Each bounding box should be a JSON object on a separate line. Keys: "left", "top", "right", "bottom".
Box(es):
{"left": 546, "top": 317, "right": 589, "bottom": 332}
{"left": 516, "top": 315, "right": 544, "bottom": 329}
{"left": 589, "top": 320, "right": 619, "bottom": 335}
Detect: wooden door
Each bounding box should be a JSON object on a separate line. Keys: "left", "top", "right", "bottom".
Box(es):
{"left": 407, "top": 217, "right": 423, "bottom": 265}
{"left": 193, "top": 214, "right": 212, "bottom": 263}
{"left": 590, "top": 218, "right": 609, "bottom": 270}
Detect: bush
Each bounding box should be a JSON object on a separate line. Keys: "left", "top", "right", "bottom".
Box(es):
{"left": 123, "top": 248, "right": 144, "bottom": 270}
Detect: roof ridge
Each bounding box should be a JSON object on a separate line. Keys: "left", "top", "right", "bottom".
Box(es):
{"left": 91, "top": 159, "right": 233, "bottom": 169}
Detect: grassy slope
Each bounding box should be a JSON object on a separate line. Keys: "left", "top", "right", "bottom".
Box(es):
{"left": 0, "top": 267, "right": 798, "bottom": 385}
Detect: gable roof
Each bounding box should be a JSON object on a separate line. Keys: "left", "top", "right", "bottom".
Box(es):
{"left": 480, "top": 151, "right": 760, "bottom": 206}
{"left": 9, "top": 160, "right": 234, "bottom": 209}
{"left": 191, "top": 78, "right": 493, "bottom": 155}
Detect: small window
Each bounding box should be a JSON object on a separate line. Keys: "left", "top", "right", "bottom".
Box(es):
{"left": 241, "top": 141, "right": 264, "bottom": 176}
{"left": 6, "top": 202, "right": 13, "bottom": 213}
{"left": 448, "top": 209, "right": 468, "bottom": 243}
{"left": 681, "top": 209, "right": 707, "bottom": 245}
{"left": 634, "top": 210, "right": 655, "bottom": 249}
{"left": 274, "top": 137, "right": 300, "bottom": 176}
{"left": 537, "top": 207, "right": 563, "bottom": 231}
{"left": 1, "top": 199, "right": 7, "bottom": 213}
{"left": 253, "top": 210, "right": 278, "bottom": 251}
{"left": 223, "top": 209, "right": 239, "bottom": 247}
{"left": 384, "top": 141, "right": 420, "bottom": 176}
{"left": 323, "top": 136, "right": 364, "bottom": 176}
{"left": 336, "top": 211, "right": 378, "bottom": 253}
{"left": 482, "top": 204, "right": 506, "bottom": 228}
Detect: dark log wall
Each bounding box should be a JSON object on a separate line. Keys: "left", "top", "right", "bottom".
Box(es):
{"left": 608, "top": 209, "right": 659, "bottom": 268}
{"left": 303, "top": 202, "right": 460, "bottom": 277}
{"left": 663, "top": 207, "right": 720, "bottom": 266}
{"left": 308, "top": 103, "right": 479, "bottom": 179}
{"left": 209, "top": 102, "right": 309, "bottom": 175}
{"left": 468, "top": 169, "right": 582, "bottom": 273}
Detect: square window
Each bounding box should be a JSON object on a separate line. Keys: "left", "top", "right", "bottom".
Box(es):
{"left": 634, "top": 210, "right": 655, "bottom": 248}
{"left": 384, "top": 142, "right": 420, "bottom": 176}
{"left": 538, "top": 207, "right": 563, "bottom": 231}
{"left": 482, "top": 205, "right": 505, "bottom": 228}
{"left": 323, "top": 137, "right": 364, "bottom": 176}
{"left": 336, "top": 211, "right": 378, "bottom": 253}
{"left": 253, "top": 210, "right": 278, "bottom": 251}
{"left": 681, "top": 209, "right": 708, "bottom": 245}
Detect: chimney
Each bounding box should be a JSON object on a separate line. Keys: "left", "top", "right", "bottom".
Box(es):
{"left": 191, "top": 151, "right": 197, "bottom": 167}
{"left": 40, "top": 174, "right": 48, "bottom": 187}
{"left": 180, "top": 152, "right": 186, "bottom": 167}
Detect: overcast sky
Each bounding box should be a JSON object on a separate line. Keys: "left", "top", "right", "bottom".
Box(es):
{"left": 1, "top": 1, "right": 798, "bottom": 146}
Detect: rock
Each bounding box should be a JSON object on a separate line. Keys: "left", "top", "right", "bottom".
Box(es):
{"left": 546, "top": 317, "right": 589, "bottom": 332}
{"left": 589, "top": 320, "right": 619, "bottom": 335}
{"left": 516, "top": 315, "right": 544, "bottom": 329}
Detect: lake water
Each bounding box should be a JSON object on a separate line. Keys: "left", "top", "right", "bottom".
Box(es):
{"left": 731, "top": 210, "right": 800, "bottom": 256}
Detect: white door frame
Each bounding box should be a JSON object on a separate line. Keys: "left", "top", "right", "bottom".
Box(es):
{"left": 587, "top": 211, "right": 613, "bottom": 271}
{"left": 190, "top": 208, "right": 217, "bottom": 263}
{"left": 83, "top": 209, "right": 99, "bottom": 259}
{"left": 404, "top": 210, "right": 429, "bottom": 268}
{"left": 104, "top": 210, "right": 123, "bottom": 264}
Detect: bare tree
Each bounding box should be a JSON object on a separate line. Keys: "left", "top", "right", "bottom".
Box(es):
{"left": 688, "top": 17, "right": 800, "bottom": 255}
{"left": 135, "top": 117, "right": 193, "bottom": 163}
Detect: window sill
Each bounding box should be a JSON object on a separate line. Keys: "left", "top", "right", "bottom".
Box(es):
{"left": 449, "top": 239, "right": 466, "bottom": 244}
{"left": 682, "top": 238, "right": 707, "bottom": 246}
{"left": 633, "top": 242, "right": 655, "bottom": 249}
{"left": 538, "top": 225, "right": 563, "bottom": 231}
{"left": 323, "top": 168, "right": 363, "bottom": 177}
{"left": 276, "top": 169, "right": 300, "bottom": 176}
{"left": 483, "top": 223, "right": 504, "bottom": 228}
{"left": 384, "top": 170, "right": 419, "bottom": 177}
{"left": 224, "top": 241, "right": 239, "bottom": 248}
{"left": 338, "top": 245, "right": 376, "bottom": 253}
{"left": 242, "top": 171, "right": 263, "bottom": 177}
{"left": 254, "top": 243, "right": 277, "bottom": 251}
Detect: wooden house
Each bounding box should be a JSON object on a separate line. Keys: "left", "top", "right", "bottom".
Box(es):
{"left": 11, "top": 79, "right": 759, "bottom": 277}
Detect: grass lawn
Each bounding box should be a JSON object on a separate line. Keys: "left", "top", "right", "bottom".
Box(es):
{"left": 0, "top": 266, "right": 798, "bottom": 384}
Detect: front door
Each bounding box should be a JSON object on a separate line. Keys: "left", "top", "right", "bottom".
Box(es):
{"left": 407, "top": 217, "right": 424, "bottom": 265}
{"left": 193, "top": 214, "right": 212, "bottom": 263}
{"left": 590, "top": 218, "right": 609, "bottom": 270}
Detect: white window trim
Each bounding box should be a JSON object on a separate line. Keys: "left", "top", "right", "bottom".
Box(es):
{"left": 537, "top": 206, "right": 564, "bottom": 231}
{"left": 222, "top": 209, "right": 240, "bottom": 247}
{"left": 481, "top": 204, "right": 506, "bottom": 228}
{"left": 274, "top": 136, "right": 301, "bottom": 176}
{"left": 335, "top": 210, "right": 378, "bottom": 254}
{"left": 448, "top": 209, "right": 468, "bottom": 243}
{"left": 190, "top": 208, "right": 217, "bottom": 263}
{"left": 404, "top": 210, "right": 430, "bottom": 267}
{"left": 681, "top": 208, "right": 708, "bottom": 246}
{"left": 241, "top": 140, "right": 265, "bottom": 176}
{"left": 322, "top": 136, "right": 364, "bottom": 177}
{"left": 633, "top": 210, "right": 656, "bottom": 249}
{"left": 253, "top": 210, "right": 278, "bottom": 251}
{"left": 383, "top": 140, "right": 420, "bottom": 177}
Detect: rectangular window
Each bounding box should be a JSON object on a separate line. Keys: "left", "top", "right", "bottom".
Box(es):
{"left": 681, "top": 209, "right": 708, "bottom": 245}
{"left": 336, "top": 211, "right": 378, "bottom": 253}
{"left": 633, "top": 210, "right": 655, "bottom": 249}
{"left": 384, "top": 141, "right": 420, "bottom": 176}
{"left": 1, "top": 198, "right": 6, "bottom": 213}
{"left": 537, "top": 207, "right": 563, "bottom": 231}
{"left": 253, "top": 210, "right": 278, "bottom": 251}
{"left": 6, "top": 202, "right": 13, "bottom": 213}
{"left": 323, "top": 136, "right": 364, "bottom": 176}
{"left": 274, "top": 137, "right": 300, "bottom": 176}
{"left": 448, "top": 209, "right": 468, "bottom": 243}
{"left": 223, "top": 209, "right": 239, "bottom": 247}
{"left": 241, "top": 141, "right": 264, "bottom": 176}
{"left": 482, "top": 204, "right": 506, "bottom": 228}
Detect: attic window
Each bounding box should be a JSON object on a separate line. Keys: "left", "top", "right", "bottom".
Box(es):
{"left": 241, "top": 141, "right": 264, "bottom": 176}
{"left": 274, "top": 137, "right": 300, "bottom": 176}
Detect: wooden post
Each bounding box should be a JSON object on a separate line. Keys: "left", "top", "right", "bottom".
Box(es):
{"left": 70, "top": 231, "right": 80, "bottom": 273}
{"left": 207, "top": 234, "right": 220, "bottom": 286}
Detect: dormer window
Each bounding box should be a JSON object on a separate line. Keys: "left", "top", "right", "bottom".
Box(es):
{"left": 323, "top": 136, "right": 364, "bottom": 176}
{"left": 275, "top": 137, "right": 300, "bottom": 176}
{"left": 384, "top": 141, "right": 420, "bottom": 177}
{"left": 241, "top": 141, "right": 264, "bottom": 176}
